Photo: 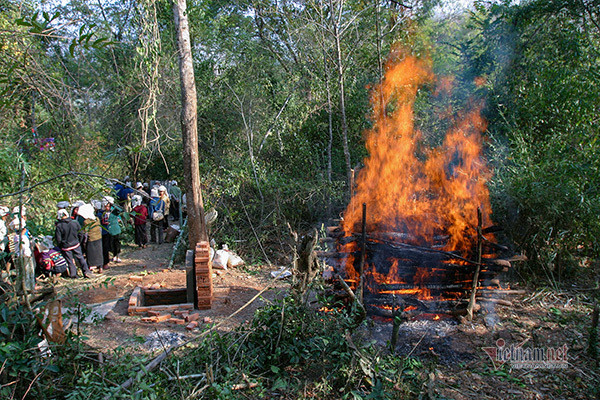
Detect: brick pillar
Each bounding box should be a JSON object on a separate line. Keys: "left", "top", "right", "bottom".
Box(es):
{"left": 194, "top": 241, "right": 213, "bottom": 309}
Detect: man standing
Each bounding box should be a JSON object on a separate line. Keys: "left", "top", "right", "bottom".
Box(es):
{"left": 169, "top": 180, "right": 182, "bottom": 221}
{"left": 55, "top": 209, "right": 91, "bottom": 279}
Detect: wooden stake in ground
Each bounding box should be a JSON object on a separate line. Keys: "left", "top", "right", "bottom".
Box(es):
{"left": 358, "top": 202, "right": 367, "bottom": 303}
{"left": 466, "top": 207, "right": 483, "bottom": 321}
{"left": 173, "top": 0, "right": 207, "bottom": 246}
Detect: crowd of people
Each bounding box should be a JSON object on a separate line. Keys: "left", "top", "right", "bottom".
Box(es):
{"left": 0, "top": 178, "right": 185, "bottom": 290}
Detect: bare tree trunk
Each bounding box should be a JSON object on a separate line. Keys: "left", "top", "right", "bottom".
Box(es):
{"left": 324, "top": 49, "right": 333, "bottom": 185}
{"left": 173, "top": 0, "right": 207, "bottom": 246}
{"left": 375, "top": 0, "right": 385, "bottom": 119}
{"left": 330, "top": 0, "right": 352, "bottom": 201}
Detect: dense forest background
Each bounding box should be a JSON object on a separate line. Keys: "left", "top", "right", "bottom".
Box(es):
{"left": 1, "top": 0, "right": 599, "bottom": 276}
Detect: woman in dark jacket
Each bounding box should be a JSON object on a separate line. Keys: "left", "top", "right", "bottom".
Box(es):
{"left": 55, "top": 209, "right": 91, "bottom": 279}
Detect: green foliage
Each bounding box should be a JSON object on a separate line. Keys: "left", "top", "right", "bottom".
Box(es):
{"left": 473, "top": 0, "right": 600, "bottom": 274}
{"left": 140, "top": 295, "right": 427, "bottom": 399}
{"left": 0, "top": 301, "right": 44, "bottom": 395}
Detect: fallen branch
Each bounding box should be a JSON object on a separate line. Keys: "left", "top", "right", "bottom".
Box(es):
{"left": 336, "top": 274, "right": 366, "bottom": 323}
{"left": 231, "top": 382, "right": 258, "bottom": 390}
{"left": 0, "top": 171, "right": 150, "bottom": 200}
{"left": 168, "top": 373, "right": 206, "bottom": 381}
{"left": 477, "top": 298, "right": 513, "bottom": 307}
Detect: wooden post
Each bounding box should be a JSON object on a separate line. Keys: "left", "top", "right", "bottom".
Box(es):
{"left": 390, "top": 294, "right": 400, "bottom": 352}
{"left": 466, "top": 207, "right": 483, "bottom": 321}
{"left": 358, "top": 203, "right": 367, "bottom": 303}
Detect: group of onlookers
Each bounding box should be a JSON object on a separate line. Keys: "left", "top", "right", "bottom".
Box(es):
{"left": 0, "top": 178, "right": 184, "bottom": 290}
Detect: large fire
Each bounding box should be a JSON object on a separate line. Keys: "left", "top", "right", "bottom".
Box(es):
{"left": 342, "top": 53, "right": 492, "bottom": 254}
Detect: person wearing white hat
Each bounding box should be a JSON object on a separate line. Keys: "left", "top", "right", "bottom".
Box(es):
{"left": 71, "top": 200, "right": 85, "bottom": 220}
{"left": 158, "top": 185, "right": 170, "bottom": 230}
{"left": 149, "top": 188, "right": 165, "bottom": 244}
{"left": 78, "top": 204, "right": 104, "bottom": 272}
{"left": 131, "top": 195, "right": 148, "bottom": 248}
{"left": 55, "top": 209, "right": 91, "bottom": 278}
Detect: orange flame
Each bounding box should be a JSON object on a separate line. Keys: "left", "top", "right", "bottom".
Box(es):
{"left": 342, "top": 52, "right": 492, "bottom": 253}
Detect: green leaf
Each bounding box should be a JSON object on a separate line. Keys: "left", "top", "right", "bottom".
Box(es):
{"left": 14, "top": 18, "right": 31, "bottom": 27}
{"left": 69, "top": 40, "right": 77, "bottom": 57}
{"left": 92, "top": 37, "right": 109, "bottom": 48}
{"left": 270, "top": 365, "right": 280, "bottom": 374}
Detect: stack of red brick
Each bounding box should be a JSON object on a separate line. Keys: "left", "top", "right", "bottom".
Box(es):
{"left": 141, "top": 310, "right": 209, "bottom": 330}
{"left": 195, "top": 241, "right": 213, "bottom": 309}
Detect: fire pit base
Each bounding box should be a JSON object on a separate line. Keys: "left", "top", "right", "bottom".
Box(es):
{"left": 128, "top": 286, "right": 194, "bottom": 315}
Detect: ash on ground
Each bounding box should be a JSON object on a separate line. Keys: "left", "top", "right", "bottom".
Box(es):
{"left": 364, "top": 318, "right": 476, "bottom": 366}
{"left": 144, "top": 330, "right": 185, "bottom": 352}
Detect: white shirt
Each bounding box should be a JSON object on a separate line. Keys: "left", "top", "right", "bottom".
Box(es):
{"left": 13, "top": 233, "right": 32, "bottom": 257}
{"left": 0, "top": 220, "right": 6, "bottom": 245}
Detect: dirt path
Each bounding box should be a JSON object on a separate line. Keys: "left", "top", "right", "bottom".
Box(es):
{"left": 55, "top": 241, "right": 288, "bottom": 354}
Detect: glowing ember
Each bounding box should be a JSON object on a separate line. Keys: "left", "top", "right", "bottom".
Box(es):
{"left": 342, "top": 51, "right": 492, "bottom": 253}
{"left": 433, "top": 315, "right": 441, "bottom": 321}
{"left": 318, "top": 307, "right": 337, "bottom": 313}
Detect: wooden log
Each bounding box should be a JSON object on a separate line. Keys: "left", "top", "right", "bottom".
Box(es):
{"left": 374, "top": 283, "right": 469, "bottom": 291}
{"left": 476, "top": 298, "right": 513, "bottom": 307}
{"left": 486, "top": 259, "right": 511, "bottom": 268}
{"left": 326, "top": 225, "right": 342, "bottom": 234}
{"left": 482, "top": 225, "right": 503, "bottom": 234}
{"left": 478, "top": 289, "right": 526, "bottom": 295}
{"left": 326, "top": 230, "right": 345, "bottom": 238}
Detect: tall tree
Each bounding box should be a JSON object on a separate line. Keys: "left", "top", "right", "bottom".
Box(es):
{"left": 173, "top": 0, "right": 207, "bottom": 246}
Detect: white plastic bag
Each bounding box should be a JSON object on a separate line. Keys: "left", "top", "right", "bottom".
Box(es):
{"left": 212, "top": 249, "right": 230, "bottom": 270}
{"left": 227, "top": 253, "right": 244, "bottom": 268}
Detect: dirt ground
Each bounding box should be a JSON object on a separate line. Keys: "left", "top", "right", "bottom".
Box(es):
{"left": 53, "top": 241, "right": 288, "bottom": 353}
{"left": 48, "top": 242, "right": 599, "bottom": 399}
